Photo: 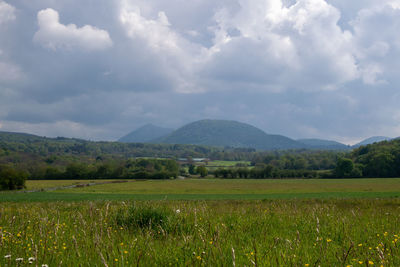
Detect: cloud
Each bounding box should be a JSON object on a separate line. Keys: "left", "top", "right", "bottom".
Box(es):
{"left": 0, "top": 62, "right": 22, "bottom": 82}
{"left": 119, "top": 2, "right": 205, "bottom": 93}
{"left": 34, "top": 8, "right": 112, "bottom": 51}
{"left": 351, "top": 2, "right": 400, "bottom": 85}
{"left": 1, "top": 0, "right": 400, "bottom": 143}
{"left": 202, "top": 0, "right": 359, "bottom": 92}
{"left": 0, "top": 1, "right": 15, "bottom": 25}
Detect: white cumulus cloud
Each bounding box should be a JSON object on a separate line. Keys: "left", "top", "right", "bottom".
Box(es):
{"left": 203, "top": 0, "right": 359, "bottom": 91}
{"left": 34, "top": 8, "right": 112, "bottom": 51}
{"left": 0, "top": 1, "right": 15, "bottom": 25}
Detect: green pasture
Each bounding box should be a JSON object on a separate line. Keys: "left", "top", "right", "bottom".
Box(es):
{"left": 2, "top": 178, "right": 400, "bottom": 202}
{"left": 24, "top": 180, "right": 117, "bottom": 190}
{"left": 205, "top": 160, "right": 251, "bottom": 167}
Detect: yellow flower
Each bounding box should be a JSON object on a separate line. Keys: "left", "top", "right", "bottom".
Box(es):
{"left": 196, "top": 256, "right": 201, "bottom": 260}
{"left": 305, "top": 264, "right": 310, "bottom": 267}
{"left": 358, "top": 243, "right": 362, "bottom": 247}
{"left": 359, "top": 261, "right": 363, "bottom": 264}
{"left": 327, "top": 239, "right": 332, "bottom": 242}
{"left": 209, "top": 241, "right": 213, "bottom": 245}
{"left": 124, "top": 251, "right": 128, "bottom": 254}
{"left": 115, "top": 259, "right": 118, "bottom": 262}
{"left": 368, "top": 261, "right": 374, "bottom": 265}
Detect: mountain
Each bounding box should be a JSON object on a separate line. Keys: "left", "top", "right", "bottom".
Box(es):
{"left": 118, "top": 124, "right": 174, "bottom": 143}
{"left": 154, "top": 119, "right": 303, "bottom": 150}
{"left": 352, "top": 136, "right": 392, "bottom": 148}
{"left": 297, "top": 138, "right": 350, "bottom": 150}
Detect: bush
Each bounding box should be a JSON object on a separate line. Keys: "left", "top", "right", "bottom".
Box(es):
{"left": 115, "top": 204, "right": 171, "bottom": 230}
{"left": 0, "top": 165, "right": 27, "bottom": 190}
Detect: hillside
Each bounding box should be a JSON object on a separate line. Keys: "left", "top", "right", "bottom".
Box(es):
{"left": 155, "top": 119, "right": 303, "bottom": 150}
{"left": 118, "top": 124, "right": 174, "bottom": 143}
{"left": 353, "top": 136, "right": 392, "bottom": 148}
{"left": 297, "top": 138, "right": 350, "bottom": 150}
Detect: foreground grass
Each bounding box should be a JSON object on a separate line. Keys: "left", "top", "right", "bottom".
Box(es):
{"left": 1, "top": 199, "right": 400, "bottom": 266}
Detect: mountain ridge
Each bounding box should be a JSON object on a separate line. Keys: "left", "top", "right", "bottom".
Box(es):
{"left": 352, "top": 136, "right": 392, "bottom": 148}
{"left": 153, "top": 119, "right": 303, "bottom": 150}
{"left": 118, "top": 124, "right": 174, "bottom": 143}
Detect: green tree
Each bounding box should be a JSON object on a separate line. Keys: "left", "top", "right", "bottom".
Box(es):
{"left": 196, "top": 165, "right": 208, "bottom": 177}
{"left": 0, "top": 165, "right": 27, "bottom": 190}
{"left": 335, "top": 158, "right": 354, "bottom": 177}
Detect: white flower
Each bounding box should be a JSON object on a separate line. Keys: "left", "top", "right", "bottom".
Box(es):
{"left": 28, "top": 257, "right": 35, "bottom": 263}
{"left": 176, "top": 209, "right": 181, "bottom": 214}
{"left": 42, "top": 264, "right": 49, "bottom": 267}
{"left": 16, "top": 257, "right": 23, "bottom": 262}
{"left": 4, "top": 255, "right": 11, "bottom": 258}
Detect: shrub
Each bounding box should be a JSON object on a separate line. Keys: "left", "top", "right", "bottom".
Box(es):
{"left": 0, "top": 165, "right": 27, "bottom": 190}
{"left": 115, "top": 204, "right": 171, "bottom": 230}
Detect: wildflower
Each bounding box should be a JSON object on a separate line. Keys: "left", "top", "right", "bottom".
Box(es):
{"left": 115, "top": 259, "right": 118, "bottom": 262}
{"left": 5, "top": 255, "right": 11, "bottom": 259}
{"left": 196, "top": 256, "right": 201, "bottom": 260}
{"left": 124, "top": 251, "right": 128, "bottom": 254}
{"left": 358, "top": 243, "right": 362, "bottom": 247}
{"left": 176, "top": 209, "right": 181, "bottom": 214}
{"left": 368, "top": 260, "right": 374, "bottom": 265}
{"left": 359, "top": 261, "right": 363, "bottom": 264}
{"left": 209, "top": 241, "right": 213, "bottom": 245}
{"left": 42, "top": 265, "right": 49, "bottom": 267}
{"left": 28, "top": 257, "right": 35, "bottom": 262}
{"left": 327, "top": 239, "right": 332, "bottom": 242}
{"left": 16, "top": 258, "right": 23, "bottom": 262}
{"left": 305, "top": 264, "right": 310, "bottom": 267}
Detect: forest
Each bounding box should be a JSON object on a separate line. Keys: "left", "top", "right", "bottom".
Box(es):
{"left": 1, "top": 131, "right": 400, "bottom": 189}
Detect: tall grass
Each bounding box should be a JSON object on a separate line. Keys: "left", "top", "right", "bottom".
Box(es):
{"left": 1, "top": 199, "right": 400, "bottom": 266}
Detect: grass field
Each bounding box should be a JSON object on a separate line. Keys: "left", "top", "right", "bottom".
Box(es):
{"left": 2, "top": 178, "right": 400, "bottom": 265}
{"left": 1, "top": 199, "right": 400, "bottom": 266}
{"left": 24, "top": 180, "right": 118, "bottom": 191}
{"left": 4, "top": 178, "right": 400, "bottom": 202}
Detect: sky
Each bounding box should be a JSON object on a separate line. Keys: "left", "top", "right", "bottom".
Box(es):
{"left": 0, "top": 0, "right": 400, "bottom": 145}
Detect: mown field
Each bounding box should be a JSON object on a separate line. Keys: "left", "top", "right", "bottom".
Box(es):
{"left": 2, "top": 178, "right": 400, "bottom": 202}
{"left": 2, "top": 179, "right": 400, "bottom": 266}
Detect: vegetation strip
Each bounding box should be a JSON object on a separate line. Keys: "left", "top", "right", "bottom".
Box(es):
{"left": 1, "top": 191, "right": 400, "bottom": 202}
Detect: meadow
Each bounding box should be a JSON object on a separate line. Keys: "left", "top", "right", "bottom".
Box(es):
{"left": 1, "top": 199, "right": 400, "bottom": 266}
{"left": 2, "top": 178, "right": 400, "bottom": 202}
{"left": 2, "top": 179, "right": 400, "bottom": 266}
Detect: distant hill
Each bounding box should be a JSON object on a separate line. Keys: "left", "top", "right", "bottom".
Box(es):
{"left": 0, "top": 131, "right": 46, "bottom": 143}
{"left": 118, "top": 124, "right": 174, "bottom": 143}
{"left": 154, "top": 119, "right": 303, "bottom": 150}
{"left": 297, "top": 138, "right": 350, "bottom": 150}
{"left": 352, "top": 136, "right": 392, "bottom": 148}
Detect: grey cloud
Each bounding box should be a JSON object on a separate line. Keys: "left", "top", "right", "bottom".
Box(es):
{"left": 0, "top": 0, "right": 400, "bottom": 144}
